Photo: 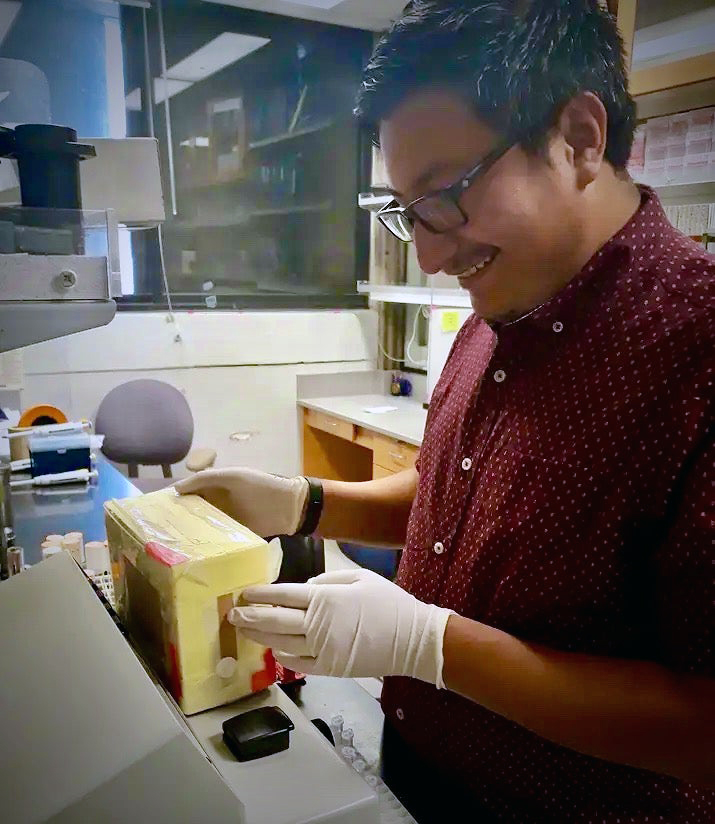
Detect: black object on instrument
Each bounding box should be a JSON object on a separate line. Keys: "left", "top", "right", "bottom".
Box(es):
{"left": 222, "top": 706, "right": 295, "bottom": 762}
{"left": 0, "top": 123, "right": 95, "bottom": 210}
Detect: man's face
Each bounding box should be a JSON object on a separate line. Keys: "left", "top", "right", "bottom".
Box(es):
{"left": 379, "top": 89, "right": 585, "bottom": 321}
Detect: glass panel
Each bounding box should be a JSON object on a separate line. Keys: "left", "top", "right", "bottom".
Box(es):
{"left": 122, "top": 1, "right": 371, "bottom": 308}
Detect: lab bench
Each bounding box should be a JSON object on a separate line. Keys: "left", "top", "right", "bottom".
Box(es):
{"left": 297, "top": 371, "right": 427, "bottom": 482}
{"left": 11, "top": 456, "right": 140, "bottom": 566}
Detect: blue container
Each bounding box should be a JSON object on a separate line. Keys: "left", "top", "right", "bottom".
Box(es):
{"left": 338, "top": 542, "right": 400, "bottom": 579}
{"left": 29, "top": 433, "right": 91, "bottom": 477}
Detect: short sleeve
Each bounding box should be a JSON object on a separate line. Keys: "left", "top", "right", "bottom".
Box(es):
{"left": 654, "top": 432, "right": 715, "bottom": 675}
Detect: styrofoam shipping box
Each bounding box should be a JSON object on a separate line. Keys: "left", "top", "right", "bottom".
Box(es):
{"left": 105, "top": 488, "right": 280, "bottom": 715}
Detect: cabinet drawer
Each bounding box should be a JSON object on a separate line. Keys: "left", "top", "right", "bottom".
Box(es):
{"left": 372, "top": 463, "right": 394, "bottom": 480}
{"left": 304, "top": 408, "right": 355, "bottom": 441}
{"left": 353, "top": 427, "right": 374, "bottom": 450}
{"left": 372, "top": 434, "right": 419, "bottom": 472}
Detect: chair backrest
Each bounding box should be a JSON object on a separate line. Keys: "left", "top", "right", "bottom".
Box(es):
{"left": 96, "top": 379, "right": 194, "bottom": 467}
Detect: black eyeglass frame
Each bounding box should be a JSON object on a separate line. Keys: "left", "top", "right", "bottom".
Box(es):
{"left": 376, "top": 140, "right": 515, "bottom": 241}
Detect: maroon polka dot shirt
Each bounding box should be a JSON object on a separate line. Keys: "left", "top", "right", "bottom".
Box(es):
{"left": 381, "top": 188, "right": 715, "bottom": 822}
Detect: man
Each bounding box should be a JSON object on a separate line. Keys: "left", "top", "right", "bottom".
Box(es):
{"left": 177, "top": 1, "right": 714, "bottom": 820}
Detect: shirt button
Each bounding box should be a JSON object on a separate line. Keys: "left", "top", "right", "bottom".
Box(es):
{"left": 493, "top": 369, "right": 506, "bottom": 383}
{"left": 396, "top": 708, "right": 405, "bottom": 721}
{"left": 461, "top": 457, "right": 472, "bottom": 471}
{"left": 552, "top": 321, "right": 564, "bottom": 333}
{"left": 433, "top": 541, "right": 445, "bottom": 555}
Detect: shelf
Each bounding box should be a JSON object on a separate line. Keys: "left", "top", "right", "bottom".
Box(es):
{"left": 634, "top": 173, "right": 715, "bottom": 204}
{"left": 251, "top": 201, "right": 332, "bottom": 218}
{"left": 631, "top": 53, "right": 715, "bottom": 98}
{"left": 178, "top": 176, "right": 252, "bottom": 194}
{"left": 168, "top": 201, "right": 333, "bottom": 230}
{"left": 635, "top": 77, "right": 715, "bottom": 120}
{"left": 357, "top": 282, "right": 471, "bottom": 308}
{"left": 248, "top": 118, "right": 334, "bottom": 151}
{"left": 655, "top": 180, "right": 715, "bottom": 205}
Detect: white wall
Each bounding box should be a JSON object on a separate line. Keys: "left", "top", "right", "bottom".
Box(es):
{"left": 21, "top": 309, "right": 377, "bottom": 477}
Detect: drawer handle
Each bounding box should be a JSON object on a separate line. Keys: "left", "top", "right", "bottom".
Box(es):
{"left": 330, "top": 421, "right": 338, "bottom": 427}
{"left": 389, "top": 451, "right": 405, "bottom": 461}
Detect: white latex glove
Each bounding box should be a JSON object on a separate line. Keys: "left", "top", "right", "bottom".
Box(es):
{"left": 175, "top": 467, "right": 309, "bottom": 538}
{"left": 230, "top": 569, "right": 454, "bottom": 687}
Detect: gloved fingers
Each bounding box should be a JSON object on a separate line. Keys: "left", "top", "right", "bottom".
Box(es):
{"left": 241, "top": 583, "right": 312, "bottom": 608}
{"left": 308, "top": 568, "right": 391, "bottom": 587}
{"left": 238, "top": 629, "right": 313, "bottom": 657}
{"left": 306, "top": 569, "right": 365, "bottom": 586}
{"left": 174, "top": 471, "right": 226, "bottom": 494}
{"left": 229, "top": 605, "right": 306, "bottom": 634}
{"left": 272, "top": 652, "right": 318, "bottom": 674}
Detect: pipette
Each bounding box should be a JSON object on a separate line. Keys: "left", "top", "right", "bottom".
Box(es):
{"left": 10, "top": 468, "right": 98, "bottom": 488}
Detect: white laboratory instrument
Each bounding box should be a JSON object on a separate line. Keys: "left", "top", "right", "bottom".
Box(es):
{"left": 0, "top": 127, "right": 164, "bottom": 353}
{"left": 0, "top": 552, "right": 379, "bottom": 823}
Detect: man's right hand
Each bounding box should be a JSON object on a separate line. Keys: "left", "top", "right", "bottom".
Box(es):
{"left": 175, "top": 467, "right": 310, "bottom": 539}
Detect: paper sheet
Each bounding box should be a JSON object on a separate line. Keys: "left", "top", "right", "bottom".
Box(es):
{"left": 363, "top": 405, "right": 398, "bottom": 414}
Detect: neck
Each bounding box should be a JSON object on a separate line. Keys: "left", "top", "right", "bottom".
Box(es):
{"left": 485, "top": 170, "right": 642, "bottom": 326}
{"left": 571, "top": 169, "right": 641, "bottom": 275}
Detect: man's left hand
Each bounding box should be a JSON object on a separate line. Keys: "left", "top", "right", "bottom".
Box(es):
{"left": 230, "top": 568, "right": 453, "bottom": 686}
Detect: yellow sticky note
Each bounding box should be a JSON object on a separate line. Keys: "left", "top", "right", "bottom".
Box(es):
{"left": 441, "top": 311, "right": 460, "bottom": 333}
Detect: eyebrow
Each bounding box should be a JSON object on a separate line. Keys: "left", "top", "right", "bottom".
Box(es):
{"left": 377, "top": 160, "right": 465, "bottom": 199}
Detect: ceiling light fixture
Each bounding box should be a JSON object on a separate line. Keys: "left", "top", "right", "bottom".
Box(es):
{"left": 125, "top": 31, "right": 270, "bottom": 112}
{"left": 166, "top": 31, "right": 270, "bottom": 83}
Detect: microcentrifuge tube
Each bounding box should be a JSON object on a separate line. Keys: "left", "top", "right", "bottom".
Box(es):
{"left": 329, "top": 715, "right": 344, "bottom": 747}
{"left": 380, "top": 788, "right": 402, "bottom": 810}
{"left": 340, "top": 727, "right": 354, "bottom": 747}
{"left": 340, "top": 746, "right": 357, "bottom": 763}
{"left": 352, "top": 758, "right": 367, "bottom": 773}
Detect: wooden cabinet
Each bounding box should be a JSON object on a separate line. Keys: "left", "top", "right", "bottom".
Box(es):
{"left": 303, "top": 408, "right": 356, "bottom": 442}
{"left": 301, "top": 407, "right": 420, "bottom": 482}
{"left": 371, "top": 433, "right": 419, "bottom": 474}
{"left": 371, "top": 464, "right": 394, "bottom": 480}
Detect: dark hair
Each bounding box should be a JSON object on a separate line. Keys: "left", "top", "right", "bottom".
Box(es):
{"left": 355, "top": 0, "right": 636, "bottom": 169}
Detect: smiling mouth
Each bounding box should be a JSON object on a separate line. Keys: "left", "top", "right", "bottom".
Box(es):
{"left": 456, "top": 249, "right": 499, "bottom": 287}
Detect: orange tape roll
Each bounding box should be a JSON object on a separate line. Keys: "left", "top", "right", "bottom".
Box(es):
{"left": 18, "top": 405, "right": 68, "bottom": 428}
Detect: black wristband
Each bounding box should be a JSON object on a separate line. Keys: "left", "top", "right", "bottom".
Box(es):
{"left": 297, "top": 477, "right": 323, "bottom": 536}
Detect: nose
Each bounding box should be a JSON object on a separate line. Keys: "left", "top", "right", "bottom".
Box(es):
{"left": 413, "top": 222, "right": 458, "bottom": 276}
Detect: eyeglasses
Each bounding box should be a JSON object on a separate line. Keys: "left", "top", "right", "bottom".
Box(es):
{"left": 376, "top": 141, "right": 514, "bottom": 242}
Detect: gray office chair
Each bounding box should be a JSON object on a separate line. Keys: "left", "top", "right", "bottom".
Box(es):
{"left": 96, "top": 379, "right": 324, "bottom": 589}
{"left": 96, "top": 379, "right": 216, "bottom": 493}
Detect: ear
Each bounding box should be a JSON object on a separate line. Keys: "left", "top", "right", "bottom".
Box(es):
{"left": 556, "top": 91, "right": 608, "bottom": 188}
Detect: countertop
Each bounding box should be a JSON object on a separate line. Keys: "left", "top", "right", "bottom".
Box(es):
{"left": 298, "top": 394, "right": 427, "bottom": 447}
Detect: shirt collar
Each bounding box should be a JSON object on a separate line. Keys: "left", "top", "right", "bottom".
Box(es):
{"left": 490, "top": 186, "right": 673, "bottom": 340}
